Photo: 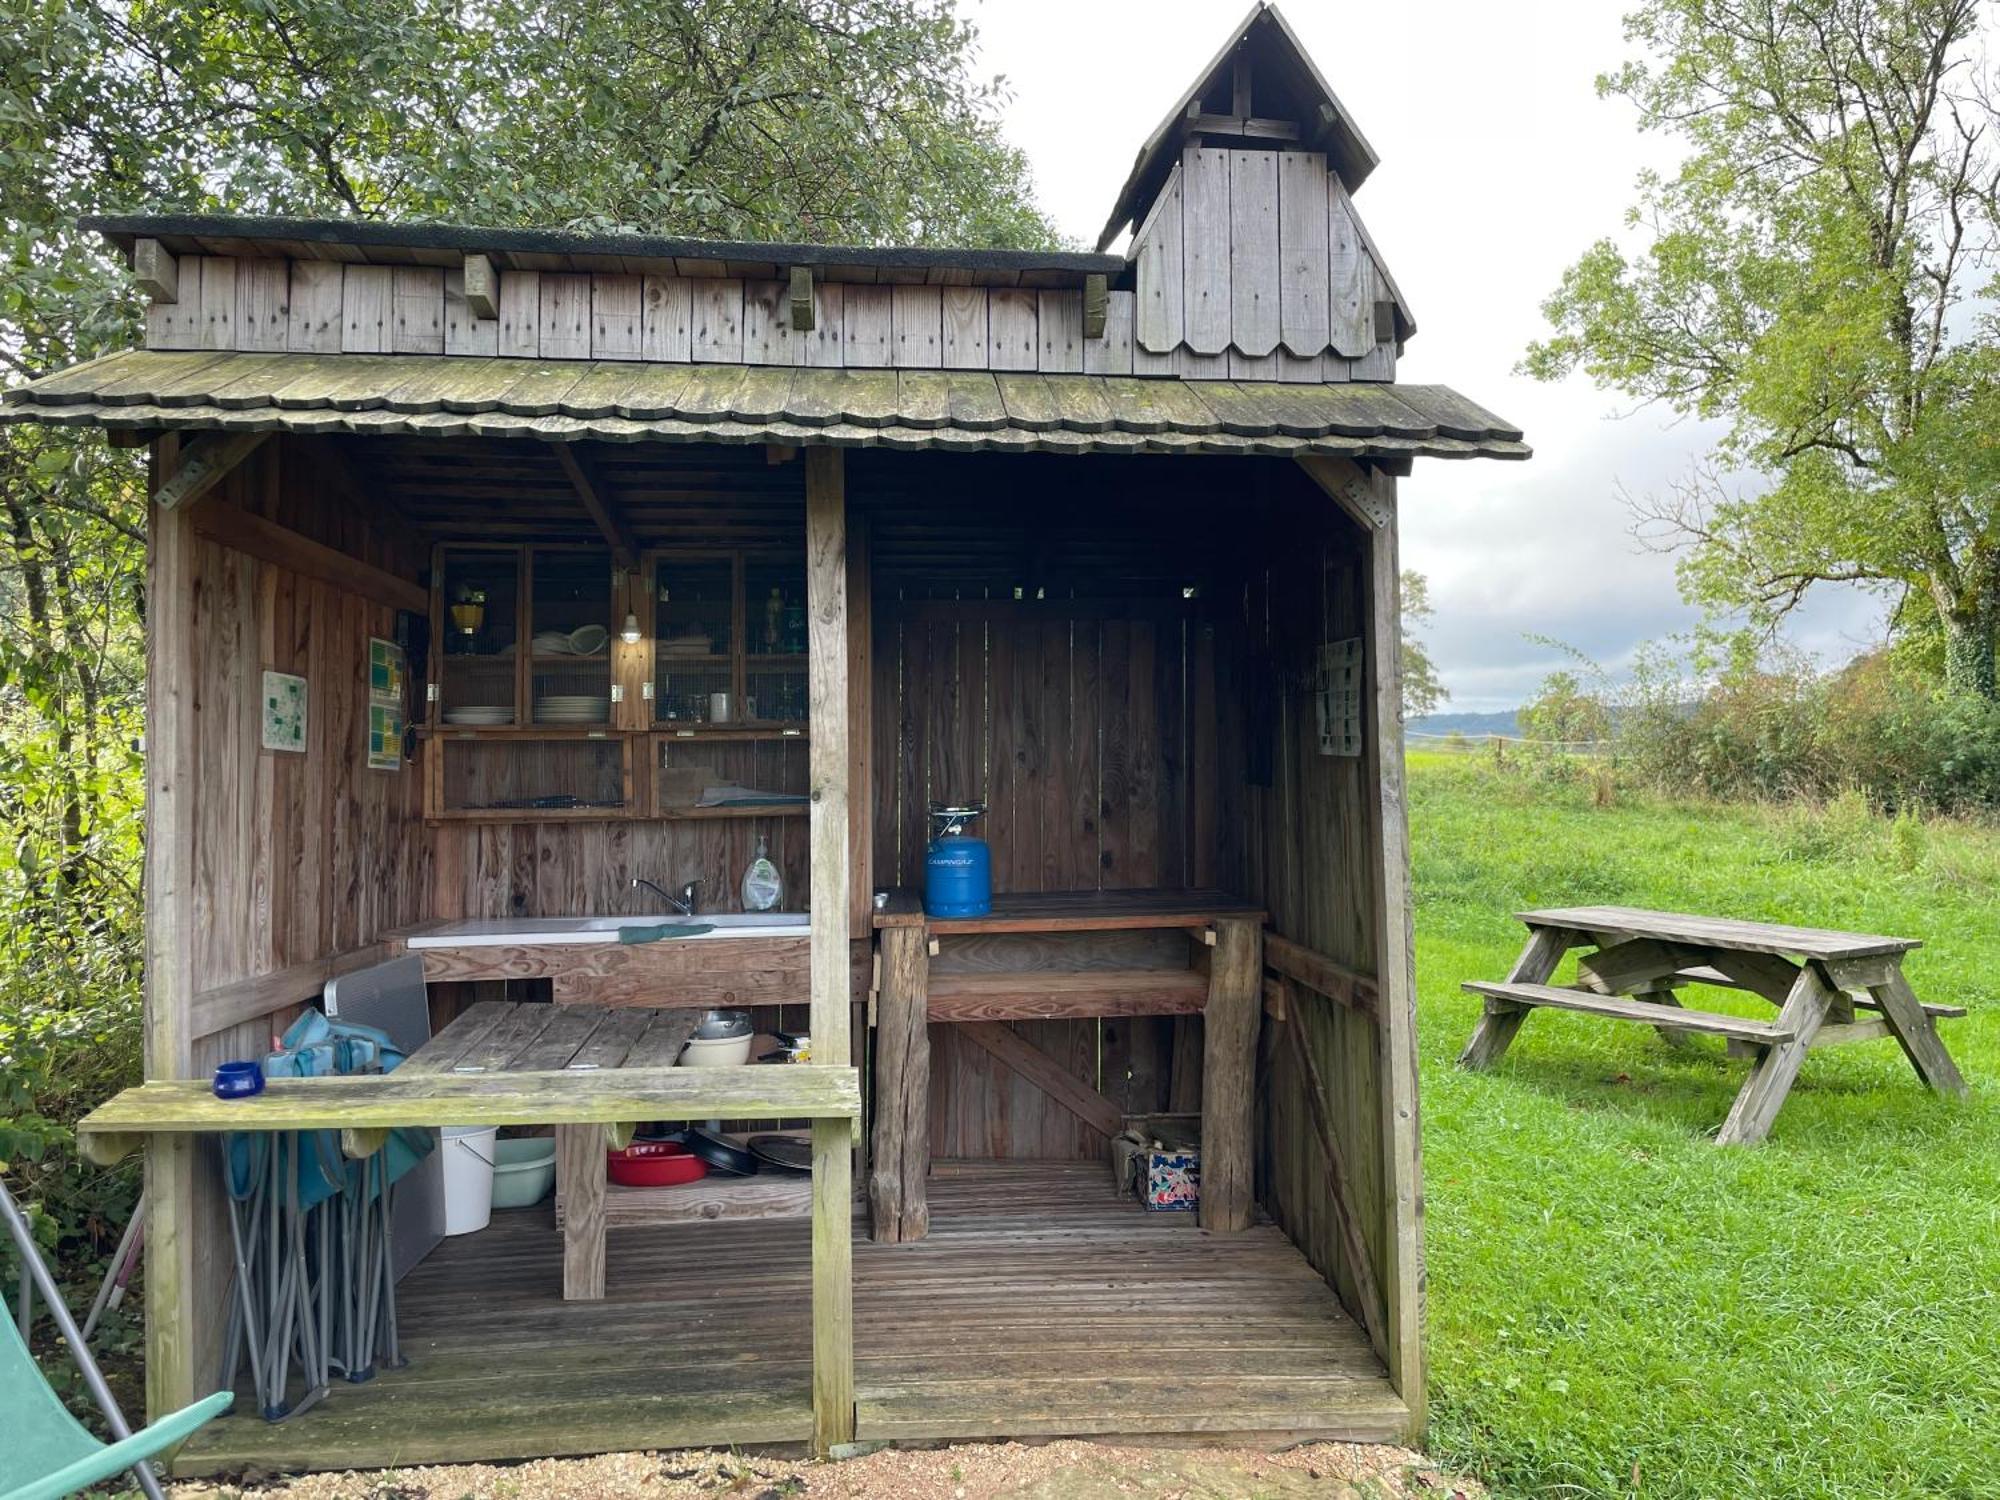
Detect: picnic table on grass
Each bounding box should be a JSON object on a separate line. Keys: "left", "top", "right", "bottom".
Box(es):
{"left": 1457, "top": 906, "right": 1968, "bottom": 1144}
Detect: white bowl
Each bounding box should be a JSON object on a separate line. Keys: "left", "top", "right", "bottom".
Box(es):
{"left": 678, "top": 1033, "right": 753, "bottom": 1067}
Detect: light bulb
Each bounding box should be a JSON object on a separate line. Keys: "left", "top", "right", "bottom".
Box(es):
{"left": 620, "top": 612, "right": 642, "bottom": 645}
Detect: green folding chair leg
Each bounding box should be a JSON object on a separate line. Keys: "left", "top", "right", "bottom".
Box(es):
{"left": 3, "top": 1390, "right": 235, "bottom": 1500}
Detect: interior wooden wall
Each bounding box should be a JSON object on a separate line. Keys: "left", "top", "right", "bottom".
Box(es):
{"left": 177, "top": 435, "right": 434, "bottom": 1387}
{"left": 1229, "top": 461, "right": 1386, "bottom": 1331}
{"left": 853, "top": 450, "right": 1264, "bottom": 1160}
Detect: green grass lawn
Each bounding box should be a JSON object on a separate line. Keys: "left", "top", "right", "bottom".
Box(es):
{"left": 1410, "top": 751, "right": 2000, "bottom": 1500}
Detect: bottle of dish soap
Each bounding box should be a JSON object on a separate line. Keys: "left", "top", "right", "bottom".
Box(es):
{"left": 740, "top": 836, "right": 783, "bottom": 911}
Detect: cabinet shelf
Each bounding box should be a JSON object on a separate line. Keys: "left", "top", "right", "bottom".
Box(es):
{"left": 662, "top": 803, "right": 809, "bottom": 821}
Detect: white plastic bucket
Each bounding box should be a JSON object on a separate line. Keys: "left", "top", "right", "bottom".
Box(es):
{"left": 441, "top": 1125, "right": 498, "bottom": 1235}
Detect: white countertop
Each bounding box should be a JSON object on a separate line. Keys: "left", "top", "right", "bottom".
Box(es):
{"left": 406, "top": 913, "right": 810, "bottom": 948}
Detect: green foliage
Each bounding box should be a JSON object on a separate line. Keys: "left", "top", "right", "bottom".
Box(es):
{"left": 1526, "top": 0, "right": 2000, "bottom": 697}
{"left": 1400, "top": 569, "right": 1447, "bottom": 720}
{"left": 1411, "top": 751, "right": 2000, "bottom": 1499}
{"left": 1519, "top": 670, "right": 1612, "bottom": 747}
{"left": 1518, "top": 637, "right": 2000, "bottom": 811}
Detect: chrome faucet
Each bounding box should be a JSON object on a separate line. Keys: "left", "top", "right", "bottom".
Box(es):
{"left": 631, "top": 876, "right": 700, "bottom": 917}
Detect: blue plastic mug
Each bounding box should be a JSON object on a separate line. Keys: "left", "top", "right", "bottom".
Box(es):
{"left": 213, "top": 1060, "right": 265, "bottom": 1098}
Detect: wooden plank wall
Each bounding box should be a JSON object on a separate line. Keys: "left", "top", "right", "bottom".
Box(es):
{"left": 1230, "top": 462, "right": 1387, "bottom": 1332}
{"left": 855, "top": 449, "right": 1257, "bottom": 1159}
{"left": 178, "top": 434, "right": 434, "bottom": 1387}
{"left": 144, "top": 256, "right": 1163, "bottom": 378}
{"left": 1131, "top": 149, "right": 1399, "bottom": 380}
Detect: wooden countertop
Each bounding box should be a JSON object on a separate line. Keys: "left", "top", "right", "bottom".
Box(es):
{"left": 873, "top": 888, "right": 1264, "bottom": 935}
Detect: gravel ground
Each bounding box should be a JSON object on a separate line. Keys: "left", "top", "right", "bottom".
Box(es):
{"left": 170, "top": 1441, "right": 1482, "bottom": 1500}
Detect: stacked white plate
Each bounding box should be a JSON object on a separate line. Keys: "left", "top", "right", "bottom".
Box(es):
{"left": 443, "top": 706, "right": 513, "bottom": 726}
{"left": 534, "top": 695, "right": 611, "bottom": 724}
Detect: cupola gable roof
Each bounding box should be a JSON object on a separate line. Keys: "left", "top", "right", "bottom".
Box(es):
{"left": 1095, "top": 2, "right": 1380, "bottom": 254}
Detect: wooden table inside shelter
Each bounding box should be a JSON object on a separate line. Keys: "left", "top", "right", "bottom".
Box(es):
{"left": 76, "top": 1001, "right": 861, "bottom": 1305}
{"left": 1457, "top": 905, "right": 1968, "bottom": 1144}
{"left": 400, "top": 1000, "right": 704, "bottom": 1300}
{"left": 869, "top": 889, "right": 1266, "bottom": 1242}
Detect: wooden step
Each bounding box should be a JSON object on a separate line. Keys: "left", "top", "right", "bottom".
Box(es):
{"left": 927, "top": 968, "right": 1209, "bottom": 1022}
{"left": 1462, "top": 981, "right": 1798, "bottom": 1045}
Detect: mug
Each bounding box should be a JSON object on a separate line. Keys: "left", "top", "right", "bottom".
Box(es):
{"left": 709, "top": 691, "right": 733, "bottom": 724}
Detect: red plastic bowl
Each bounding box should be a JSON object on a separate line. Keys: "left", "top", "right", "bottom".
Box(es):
{"left": 607, "top": 1140, "right": 708, "bottom": 1188}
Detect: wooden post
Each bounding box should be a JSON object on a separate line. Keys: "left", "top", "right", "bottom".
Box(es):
{"left": 144, "top": 437, "right": 199, "bottom": 1420}
{"left": 1198, "top": 917, "right": 1261, "bottom": 1233}
{"left": 804, "top": 445, "right": 855, "bottom": 1452}
{"left": 1297, "top": 455, "right": 1426, "bottom": 1440}
{"left": 556, "top": 1124, "right": 606, "bottom": 1299}
{"left": 870, "top": 925, "right": 930, "bottom": 1242}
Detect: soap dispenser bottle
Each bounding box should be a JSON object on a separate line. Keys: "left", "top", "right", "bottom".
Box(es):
{"left": 741, "top": 836, "right": 783, "bottom": 912}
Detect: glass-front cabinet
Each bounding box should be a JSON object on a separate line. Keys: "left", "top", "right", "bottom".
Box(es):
{"left": 743, "top": 557, "right": 808, "bottom": 728}
{"left": 426, "top": 542, "right": 809, "bottom": 821}
{"left": 436, "top": 547, "right": 521, "bottom": 726}
{"left": 651, "top": 555, "right": 735, "bottom": 726}
{"left": 649, "top": 550, "right": 808, "bottom": 733}
{"left": 528, "top": 547, "right": 615, "bottom": 727}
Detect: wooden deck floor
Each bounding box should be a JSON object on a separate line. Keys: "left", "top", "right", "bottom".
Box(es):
{"left": 177, "top": 1161, "right": 1405, "bottom": 1475}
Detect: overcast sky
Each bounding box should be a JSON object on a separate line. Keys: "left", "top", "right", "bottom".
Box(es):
{"left": 971, "top": 1, "right": 1890, "bottom": 711}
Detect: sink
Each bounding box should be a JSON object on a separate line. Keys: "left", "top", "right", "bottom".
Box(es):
{"left": 407, "top": 912, "right": 810, "bottom": 948}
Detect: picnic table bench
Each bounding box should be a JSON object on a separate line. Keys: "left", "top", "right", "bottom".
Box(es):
{"left": 1457, "top": 906, "right": 1968, "bottom": 1144}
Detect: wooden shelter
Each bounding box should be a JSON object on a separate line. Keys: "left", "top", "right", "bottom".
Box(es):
{"left": 13, "top": 3, "right": 1526, "bottom": 1470}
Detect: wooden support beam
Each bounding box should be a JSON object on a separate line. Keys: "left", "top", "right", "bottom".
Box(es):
{"left": 804, "top": 444, "right": 855, "bottom": 1454}
{"left": 143, "top": 435, "right": 198, "bottom": 1421}
{"left": 869, "top": 925, "right": 930, "bottom": 1244}
{"left": 189, "top": 500, "right": 427, "bottom": 615}
{"left": 132, "top": 238, "right": 178, "bottom": 303}
{"left": 152, "top": 430, "right": 267, "bottom": 511}
{"left": 552, "top": 444, "right": 638, "bottom": 572}
{"left": 1296, "top": 454, "right": 1424, "bottom": 1438}
{"left": 1198, "top": 917, "right": 1261, "bottom": 1233}
{"left": 557, "top": 1123, "right": 607, "bottom": 1299}
{"left": 959, "top": 1021, "right": 1124, "bottom": 1138}
{"left": 1265, "top": 932, "right": 1379, "bottom": 1018}
{"left": 1186, "top": 112, "right": 1301, "bottom": 141}
{"left": 462, "top": 253, "right": 499, "bottom": 321}
{"left": 1280, "top": 979, "right": 1388, "bottom": 1362}
{"left": 1082, "top": 274, "right": 1108, "bottom": 338}
{"left": 789, "top": 265, "right": 816, "bottom": 331}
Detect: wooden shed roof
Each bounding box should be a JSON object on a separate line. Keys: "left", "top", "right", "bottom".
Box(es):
{"left": 4, "top": 350, "right": 1528, "bottom": 461}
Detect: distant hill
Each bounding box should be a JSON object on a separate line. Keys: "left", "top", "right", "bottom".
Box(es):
{"left": 1408, "top": 709, "right": 1520, "bottom": 740}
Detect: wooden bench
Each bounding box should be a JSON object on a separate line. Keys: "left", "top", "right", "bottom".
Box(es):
{"left": 1462, "top": 982, "right": 1800, "bottom": 1046}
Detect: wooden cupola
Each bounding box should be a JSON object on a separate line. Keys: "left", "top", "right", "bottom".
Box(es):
{"left": 1098, "top": 1, "right": 1414, "bottom": 381}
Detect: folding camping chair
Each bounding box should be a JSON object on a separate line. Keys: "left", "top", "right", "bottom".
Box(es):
{"left": 1, "top": 1177, "right": 232, "bottom": 1500}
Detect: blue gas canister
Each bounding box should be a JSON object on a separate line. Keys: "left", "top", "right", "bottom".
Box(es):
{"left": 925, "top": 803, "right": 992, "bottom": 917}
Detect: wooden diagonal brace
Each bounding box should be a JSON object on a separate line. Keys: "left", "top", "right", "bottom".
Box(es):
{"left": 959, "top": 1020, "right": 1123, "bottom": 1138}
{"left": 153, "top": 430, "right": 268, "bottom": 511}
{"left": 553, "top": 443, "right": 638, "bottom": 571}
{"left": 1281, "top": 981, "right": 1388, "bottom": 1362}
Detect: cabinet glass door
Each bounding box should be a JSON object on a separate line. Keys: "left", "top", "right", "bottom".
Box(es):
{"left": 529, "top": 548, "right": 614, "bottom": 727}
{"left": 743, "top": 557, "right": 807, "bottom": 727}
{"left": 437, "top": 549, "right": 521, "bottom": 725}
{"left": 653, "top": 557, "right": 735, "bottom": 724}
